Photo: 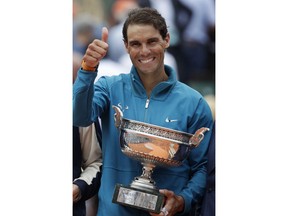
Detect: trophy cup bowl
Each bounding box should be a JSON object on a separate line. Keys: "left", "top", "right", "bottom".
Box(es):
{"left": 112, "top": 105, "right": 209, "bottom": 213}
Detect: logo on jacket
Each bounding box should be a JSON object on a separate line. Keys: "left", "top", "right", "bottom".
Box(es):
{"left": 165, "top": 117, "right": 178, "bottom": 123}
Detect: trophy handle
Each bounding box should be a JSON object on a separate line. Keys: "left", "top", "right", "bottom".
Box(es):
{"left": 189, "top": 127, "right": 210, "bottom": 148}
{"left": 112, "top": 105, "right": 123, "bottom": 128}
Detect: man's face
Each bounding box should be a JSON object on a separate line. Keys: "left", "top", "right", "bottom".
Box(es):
{"left": 124, "top": 24, "right": 170, "bottom": 76}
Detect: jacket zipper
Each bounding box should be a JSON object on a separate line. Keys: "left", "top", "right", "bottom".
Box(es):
{"left": 145, "top": 98, "right": 150, "bottom": 109}
{"left": 144, "top": 98, "right": 150, "bottom": 122}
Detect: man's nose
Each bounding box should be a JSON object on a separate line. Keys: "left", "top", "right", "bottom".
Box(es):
{"left": 140, "top": 44, "right": 150, "bottom": 55}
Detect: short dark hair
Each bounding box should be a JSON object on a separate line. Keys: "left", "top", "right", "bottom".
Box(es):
{"left": 122, "top": 7, "right": 168, "bottom": 42}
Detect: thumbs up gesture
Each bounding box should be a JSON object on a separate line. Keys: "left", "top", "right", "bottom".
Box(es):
{"left": 82, "top": 27, "right": 109, "bottom": 70}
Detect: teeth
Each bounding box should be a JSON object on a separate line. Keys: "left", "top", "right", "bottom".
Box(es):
{"left": 140, "top": 58, "right": 153, "bottom": 63}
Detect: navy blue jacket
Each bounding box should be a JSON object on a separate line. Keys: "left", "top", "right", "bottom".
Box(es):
{"left": 73, "top": 122, "right": 102, "bottom": 216}
{"left": 200, "top": 122, "right": 215, "bottom": 216}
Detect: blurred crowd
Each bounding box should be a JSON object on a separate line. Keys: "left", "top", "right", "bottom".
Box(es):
{"left": 73, "top": 0, "right": 215, "bottom": 96}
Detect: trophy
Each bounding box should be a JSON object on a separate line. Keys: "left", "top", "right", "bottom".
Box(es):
{"left": 112, "top": 105, "right": 209, "bottom": 213}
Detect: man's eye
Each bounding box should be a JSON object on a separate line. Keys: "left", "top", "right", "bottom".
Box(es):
{"left": 131, "top": 43, "right": 140, "bottom": 47}
{"left": 148, "top": 40, "right": 158, "bottom": 46}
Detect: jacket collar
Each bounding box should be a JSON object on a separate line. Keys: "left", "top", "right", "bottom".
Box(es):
{"left": 129, "top": 65, "right": 177, "bottom": 99}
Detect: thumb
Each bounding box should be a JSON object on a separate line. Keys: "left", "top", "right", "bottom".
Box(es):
{"left": 101, "top": 27, "right": 108, "bottom": 43}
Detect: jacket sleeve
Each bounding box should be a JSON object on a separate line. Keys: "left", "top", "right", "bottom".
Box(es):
{"left": 73, "top": 122, "right": 102, "bottom": 201}
{"left": 178, "top": 97, "right": 214, "bottom": 215}
{"left": 73, "top": 69, "right": 98, "bottom": 127}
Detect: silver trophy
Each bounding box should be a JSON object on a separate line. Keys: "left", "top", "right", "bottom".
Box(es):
{"left": 112, "top": 105, "right": 209, "bottom": 213}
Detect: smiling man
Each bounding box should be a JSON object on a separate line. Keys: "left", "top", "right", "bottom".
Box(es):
{"left": 123, "top": 22, "right": 169, "bottom": 96}
{"left": 73, "top": 7, "right": 213, "bottom": 216}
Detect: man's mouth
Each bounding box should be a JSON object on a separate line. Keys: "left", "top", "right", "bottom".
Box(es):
{"left": 139, "top": 57, "right": 155, "bottom": 64}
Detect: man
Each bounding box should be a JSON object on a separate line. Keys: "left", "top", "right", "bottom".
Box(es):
{"left": 73, "top": 123, "right": 102, "bottom": 216}
{"left": 200, "top": 122, "right": 215, "bottom": 216}
{"left": 73, "top": 7, "right": 213, "bottom": 216}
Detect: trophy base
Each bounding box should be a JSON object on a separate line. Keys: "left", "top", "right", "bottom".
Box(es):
{"left": 112, "top": 184, "right": 164, "bottom": 213}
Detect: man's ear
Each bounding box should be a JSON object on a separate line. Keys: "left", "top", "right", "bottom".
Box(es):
{"left": 164, "top": 33, "right": 170, "bottom": 49}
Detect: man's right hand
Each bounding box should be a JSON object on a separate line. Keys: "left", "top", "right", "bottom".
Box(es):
{"left": 73, "top": 184, "right": 82, "bottom": 203}
{"left": 82, "top": 27, "right": 109, "bottom": 70}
